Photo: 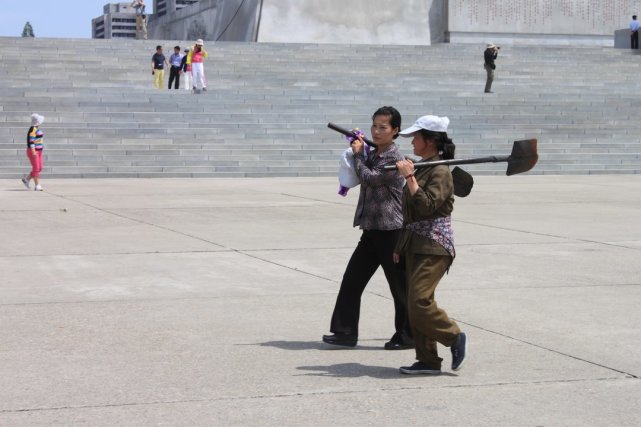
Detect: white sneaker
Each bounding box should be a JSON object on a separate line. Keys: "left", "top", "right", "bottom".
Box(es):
{"left": 21, "top": 176, "right": 30, "bottom": 189}
{"left": 34, "top": 184, "right": 43, "bottom": 191}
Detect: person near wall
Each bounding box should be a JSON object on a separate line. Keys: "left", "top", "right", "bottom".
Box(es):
{"left": 393, "top": 115, "right": 467, "bottom": 375}
{"left": 484, "top": 43, "right": 499, "bottom": 93}
{"left": 630, "top": 15, "right": 640, "bottom": 49}
{"left": 187, "top": 39, "right": 208, "bottom": 92}
{"left": 22, "top": 114, "right": 46, "bottom": 191}
{"left": 131, "top": 0, "right": 148, "bottom": 40}
{"left": 322, "top": 106, "right": 414, "bottom": 350}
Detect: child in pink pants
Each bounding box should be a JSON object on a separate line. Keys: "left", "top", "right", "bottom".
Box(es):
{"left": 22, "top": 113, "right": 45, "bottom": 191}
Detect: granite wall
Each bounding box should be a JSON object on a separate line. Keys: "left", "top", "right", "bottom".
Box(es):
{"left": 257, "top": 0, "right": 447, "bottom": 45}
{"left": 147, "top": 0, "right": 636, "bottom": 46}
{"left": 449, "top": 0, "right": 638, "bottom": 46}
{"left": 148, "top": 0, "right": 261, "bottom": 42}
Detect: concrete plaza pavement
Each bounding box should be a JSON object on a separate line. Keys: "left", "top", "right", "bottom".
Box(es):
{"left": 1, "top": 175, "right": 640, "bottom": 426}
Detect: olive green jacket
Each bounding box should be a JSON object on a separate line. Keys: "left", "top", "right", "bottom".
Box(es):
{"left": 395, "top": 156, "right": 454, "bottom": 256}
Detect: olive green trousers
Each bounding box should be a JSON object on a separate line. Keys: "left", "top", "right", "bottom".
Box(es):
{"left": 406, "top": 254, "right": 460, "bottom": 368}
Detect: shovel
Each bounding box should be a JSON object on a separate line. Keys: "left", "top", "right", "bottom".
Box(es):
{"left": 383, "top": 139, "right": 538, "bottom": 176}
{"left": 327, "top": 122, "right": 377, "bottom": 147}
{"left": 383, "top": 139, "right": 538, "bottom": 196}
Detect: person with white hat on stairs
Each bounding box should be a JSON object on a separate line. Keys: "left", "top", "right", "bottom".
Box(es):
{"left": 187, "top": 39, "right": 208, "bottom": 92}
{"left": 484, "top": 43, "right": 500, "bottom": 93}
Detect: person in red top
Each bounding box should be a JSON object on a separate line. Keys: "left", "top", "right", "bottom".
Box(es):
{"left": 186, "top": 39, "right": 208, "bottom": 92}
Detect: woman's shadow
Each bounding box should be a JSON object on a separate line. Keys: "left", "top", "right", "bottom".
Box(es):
{"left": 246, "top": 340, "right": 457, "bottom": 378}
{"left": 253, "top": 339, "right": 383, "bottom": 351}
{"left": 297, "top": 362, "right": 401, "bottom": 379}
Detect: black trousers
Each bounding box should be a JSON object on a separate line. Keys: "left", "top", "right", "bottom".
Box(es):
{"left": 168, "top": 66, "right": 181, "bottom": 89}
{"left": 329, "top": 229, "right": 412, "bottom": 342}
{"left": 632, "top": 31, "right": 639, "bottom": 49}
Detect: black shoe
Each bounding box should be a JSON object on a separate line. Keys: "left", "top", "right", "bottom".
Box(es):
{"left": 399, "top": 362, "right": 441, "bottom": 375}
{"left": 202, "top": 87, "right": 207, "bottom": 92}
{"left": 384, "top": 335, "right": 414, "bottom": 350}
{"left": 384, "top": 341, "right": 414, "bottom": 350}
{"left": 322, "top": 333, "right": 357, "bottom": 347}
{"left": 451, "top": 332, "right": 467, "bottom": 371}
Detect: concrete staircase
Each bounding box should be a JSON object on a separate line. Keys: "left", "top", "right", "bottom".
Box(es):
{"left": 1, "top": 37, "right": 641, "bottom": 178}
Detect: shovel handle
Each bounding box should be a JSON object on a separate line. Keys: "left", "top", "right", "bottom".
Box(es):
{"left": 383, "top": 155, "right": 511, "bottom": 171}
{"left": 327, "top": 123, "right": 376, "bottom": 147}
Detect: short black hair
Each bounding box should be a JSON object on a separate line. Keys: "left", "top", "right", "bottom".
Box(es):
{"left": 372, "top": 106, "right": 402, "bottom": 139}
{"left": 174, "top": 45, "right": 180, "bottom": 50}
{"left": 156, "top": 45, "right": 162, "bottom": 50}
{"left": 634, "top": 15, "right": 638, "bottom": 19}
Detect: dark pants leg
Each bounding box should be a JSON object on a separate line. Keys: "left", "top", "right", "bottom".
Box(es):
{"left": 406, "top": 254, "right": 460, "bottom": 368}
{"left": 329, "top": 230, "right": 412, "bottom": 342}
{"left": 632, "top": 31, "right": 639, "bottom": 49}
{"left": 168, "top": 67, "right": 180, "bottom": 89}
{"left": 378, "top": 231, "right": 413, "bottom": 342}
{"left": 484, "top": 65, "right": 494, "bottom": 92}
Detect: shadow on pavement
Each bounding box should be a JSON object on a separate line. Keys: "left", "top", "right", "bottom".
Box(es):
{"left": 250, "top": 340, "right": 383, "bottom": 351}
{"left": 296, "top": 363, "right": 457, "bottom": 378}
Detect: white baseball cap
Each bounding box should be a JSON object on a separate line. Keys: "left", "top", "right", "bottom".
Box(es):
{"left": 195, "top": 39, "right": 204, "bottom": 45}
{"left": 399, "top": 115, "right": 449, "bottom": 136}
{"left": 486, "top": 43, "right": 497, "bottom": 49}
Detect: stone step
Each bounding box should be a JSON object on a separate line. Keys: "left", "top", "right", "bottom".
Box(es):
{"left": 2, "top": 37, "right": 641, "bottom": 177}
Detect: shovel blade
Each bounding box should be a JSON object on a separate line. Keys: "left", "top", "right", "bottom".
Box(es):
{"left": 452, "top": 166, "right": 474, "bottom": 197}
{"left": 506, "top": 139, "right": 538, "bottom": 176}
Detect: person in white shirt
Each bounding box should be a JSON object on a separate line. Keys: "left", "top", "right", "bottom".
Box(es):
{"left": 630, "top": 15, "right": 640, "bottom": 49}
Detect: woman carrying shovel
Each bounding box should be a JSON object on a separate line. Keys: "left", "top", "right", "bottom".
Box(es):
{"left": 393, "top": 115, "right": 467, "bottom": 375}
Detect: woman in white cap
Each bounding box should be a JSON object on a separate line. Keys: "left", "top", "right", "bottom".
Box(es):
{"left": 187, "top": 39, "right": 208, "bottom": 92}
{"left": 393, "top": 115, "right": 467, "bottom": 374}
{"left": 22, "top": 113, "right": 45, "bottom": 191}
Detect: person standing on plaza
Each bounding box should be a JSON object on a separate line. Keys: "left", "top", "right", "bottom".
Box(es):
{"left": 630, "top": 15, "right": 640, "bottom": 49}
{"left": 151, "top": 45, "right": 169, "bottom": 90}
{"left": 187, "top": 39, "right": 208, "bottom": 92}
{"left": 393, "top": 115, "right": 467, "bottom": 375}
{"left": 21, "top": 114, "right": 45, "bottom": 191}
{"left": 181, "top": 48, "right": 192, "bottom": 90}
{"left": 322, "top": 106, "right": 414, "bottom": 350}
{"left": 484, "top": 43, "right": 499, "bottom": 93}
{"left": 131, "top": 0, "right": 147, "bottom": 40}
{"left": 168, "top": 46, "right": 183, "bottom": 90}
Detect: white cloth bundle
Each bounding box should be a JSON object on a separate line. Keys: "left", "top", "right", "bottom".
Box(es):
{"left": 337, "top": 147, "right": 360, "bottom": 196}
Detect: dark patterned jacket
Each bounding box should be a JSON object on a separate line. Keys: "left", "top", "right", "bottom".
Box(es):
{"left": 352, "top": 144, "right": 405, "bottom": 231}
{"left": 395, "top": 156, "right": 454, "bottom": 256}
